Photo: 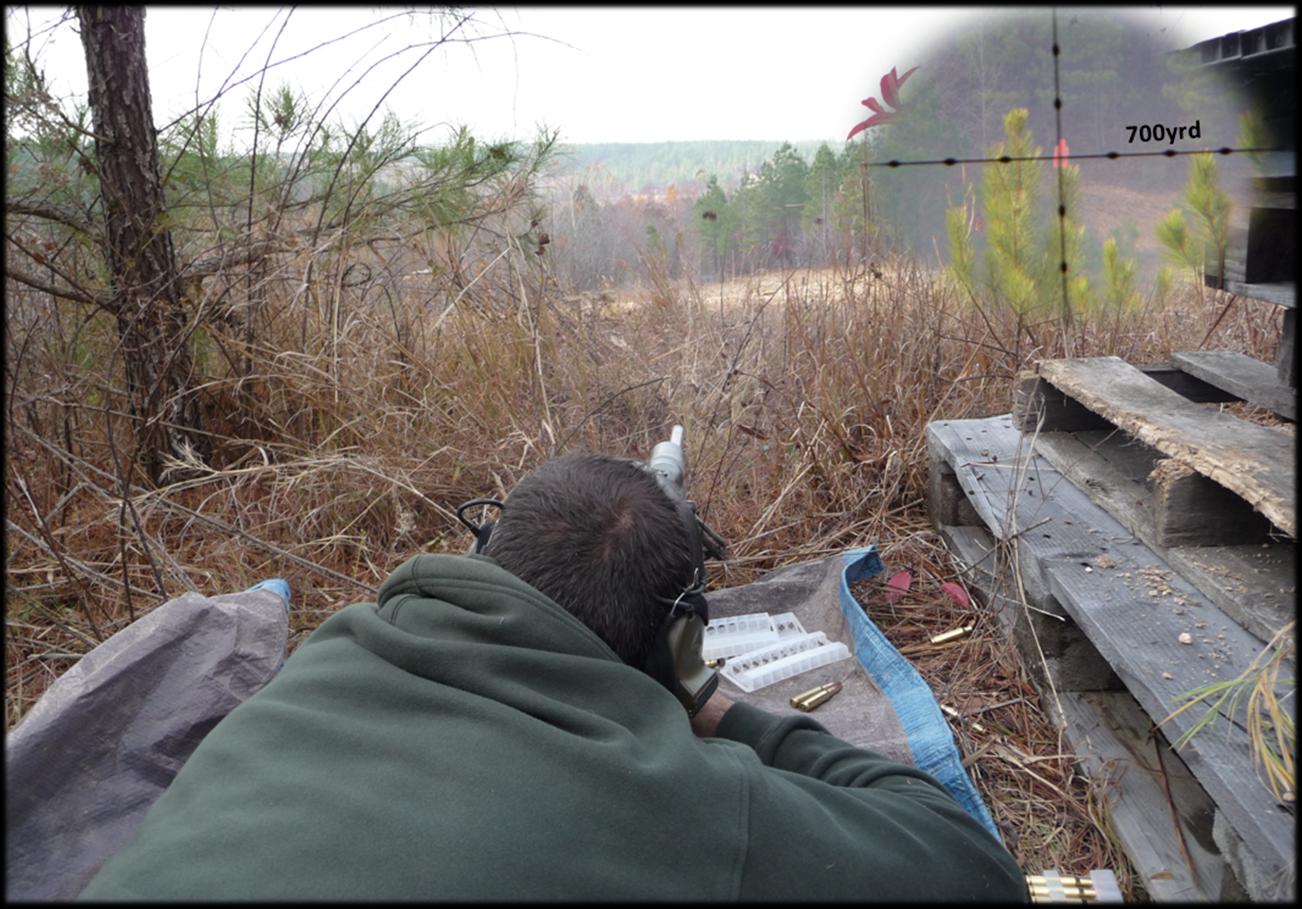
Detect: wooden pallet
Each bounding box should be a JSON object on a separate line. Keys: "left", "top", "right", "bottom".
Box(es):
{"left": 939, "top": 522, "right": 1240, "bottom": 901}
{"left": 1169, "top": 351, "right": 1294, "bottom": 421}
{"left": 926, "top": 412, "right": 1296, "bottom": 902}
{"left": 1025, "top": 428, "right": 1295, "bottom": 644}
{"left": 1015, "top": 357, "right": 1295, "bottom": 538}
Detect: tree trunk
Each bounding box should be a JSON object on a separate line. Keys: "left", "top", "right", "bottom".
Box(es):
{"left": 77, "top": 6, "right": 201, "bottom": 483}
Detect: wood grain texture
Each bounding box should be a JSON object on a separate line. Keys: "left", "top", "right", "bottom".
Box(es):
{"left": 1036, "top": 357, "right": 1295, "bottom": 537}
{"left": 926, "top": 415, "right": 1295, "bottom": 892}
{"left": 1058, "top": 691, "right": 1230, "bottom": 902}
{"left": 1149, "top": 458, "right": 1275, "bottom": 547}
{"left": 1170, "top": 350, "right": 1295, "bottom": 420}
{"left": 1029, "top": 430, "right": 1295, "bottom": 644}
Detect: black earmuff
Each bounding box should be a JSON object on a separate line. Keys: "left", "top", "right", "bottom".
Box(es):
{"left": 456, "top": 498, "right": 504, "bottom": 554}
{"left": 639, "top": 476, "right": 723, "bottom": 717}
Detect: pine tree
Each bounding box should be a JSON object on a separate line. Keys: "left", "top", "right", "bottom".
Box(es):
{"left": 802, "top": 144, "right": 839, "bottom": 264}
{"left": 693, "top": 175, "right": 731, "bottom": 279}
{"left": 1101, "top": 237, "right": 1140, "bottom": 312}
{"left": 1156, "top": 152, "right": 1232, "bottom": 298}
{"left": 945, "top": 107, "right": 1102, "bottom": 355}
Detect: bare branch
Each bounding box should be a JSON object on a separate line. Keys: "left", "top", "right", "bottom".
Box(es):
{"left": 6, "top": 200, "right": 96, "bottom": 235}
{"left": 180, "top": 239, "right": 289, "bottom": 279}
{"left": 5, "top": 263, "right": 111, "bottom": 309}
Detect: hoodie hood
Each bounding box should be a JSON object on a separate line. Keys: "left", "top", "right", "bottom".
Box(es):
{"left": 375, "top": 553, "right": 621, "bottom": 661}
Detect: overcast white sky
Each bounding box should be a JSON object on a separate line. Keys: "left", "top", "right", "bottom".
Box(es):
{"left": 6, "top": 5, "right": 1294, "bottom": 146}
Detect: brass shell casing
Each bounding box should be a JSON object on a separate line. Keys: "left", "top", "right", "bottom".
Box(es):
{"left": 791, "top": 681, "right": 842, "bottom": 711}
{"left": 929, "top": 624, "right": 975, "bottom": 645}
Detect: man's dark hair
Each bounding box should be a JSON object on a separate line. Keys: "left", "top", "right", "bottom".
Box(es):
{"left": 482, "top": 453, "right": 695, "bottom": 666}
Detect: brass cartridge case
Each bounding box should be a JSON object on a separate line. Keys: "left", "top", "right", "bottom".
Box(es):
{"left": 929, "top": 624, "right": 975, "bottom": 645}
{"left": 792, "top": 681, "right": 842, "bottom": 711}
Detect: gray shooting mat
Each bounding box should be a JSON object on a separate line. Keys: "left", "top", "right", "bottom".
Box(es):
{"left": 4, "top": 589, "right": 289, "bottom": 902}
{"left": 706, "top": 547, "right": 999, "bottom": 839}
{"left": 706, "top": 552, "right": 913, "bottom": 764}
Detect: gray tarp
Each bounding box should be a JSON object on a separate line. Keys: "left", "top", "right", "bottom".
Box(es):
{"left": 4, "top": 589, "right": 288, "bottom": 902}
{"left": 5, "top": 548, "right": 996, "bottom": 901}
{"left": 707, "top": 549, "right": 914, "bottom": 763}
{"left": 708, "top": 547, "right": 997, "bottom": 838}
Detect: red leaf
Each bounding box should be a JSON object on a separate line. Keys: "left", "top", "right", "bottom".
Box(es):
{"left": 940, "top": 581, "right": 970, "bottom": 609}
{"left": 880, "top": 64, "right": 918, "bottom": 110}
{"left": 846, "top": 111, "right": 894, "bottom": 140}
{"left": 880, "top": 70, "right": 899, "bottom": 110}
{"left": 884, "top": 570, "right": 912, "bottom": 605}
{"left": 850, "top": 65, "right": 915, "bottom": 139}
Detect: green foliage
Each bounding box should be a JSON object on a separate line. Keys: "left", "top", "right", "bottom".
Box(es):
{"left": 1156, "top": 208, "right": 1198, "bottom": 271}
{"left": 945, "top": 205, "right": 976, "bottom": 293}
{"left": 1185, "top": 153, "right": 1232, "bottom": 269}
{"left": 1156, "top": 153, "right": 1232, "bottom": 284}
{"left": 868, "top": 11, "right": 1189, "bottom": 259}
{"left": 693, "top": 175, "right": 732, "bottom": 275}
{"left": 551, "top": 140, "right": 827, "bottom": 197}
{"left": 1048, "top": 161, "right": 1094, "bottom": 315}
{"left": 408, "top": 126, "right": 542, "bottom": 234}
{"left": 1152, "top": 264, "right": 1175, "bottom": 309}
{"left": 802, "top": 144, "right": 839, "bottom": 230}
{"left": 1238, "top": 108, "right": 1269, "bottom": 172}
{"left": 830, "top": 144, "right": 867, "bottom": 246}
{"left": 945, "top": 107, "right": 1129, "bottom": 324}
{"left": 948, "top": 109, "right": 1045, "bottom": 317}
{"left": 760, "top": 143, "right": 809, "bottom": 225}
{"left": 1101, "top": 237, "right": 1140, "bottom": 312}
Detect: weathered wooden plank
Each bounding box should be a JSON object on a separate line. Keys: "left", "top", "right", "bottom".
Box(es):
{"left": 927, "top": 451, "right": 982, "bottom": 529}
{"left": 1035, "top": 357, "right": 1295, "bottom": 537}
{"left": 1029, "top": 430, "right": 1295, "bottom": 645}
{"left": 1170, "top": 350, "right": 1295, "bottom": 420}
{"left": 1019, "top": 366, "right": 1246, "bottom": 426}
{"left": 1057, "top": 691, "right": 1232, "bottom": 902}
{"left": 1203, "top": 239, "right": 1296, "bottom": 309}
{"left": 1150, "top": 458, "right": 1276, "bottom": 546}
{"left": 925, "top": 419, "right": 1023, "bottom": 538}
{"left": 1013, "top": 373, "right": 1114, "bottom": 433}
{"left": 1205, "top": 255, "right": 1297, "bottom": 308}
{"left": 926, "top": 415, "right": 1296, "bottom": 894}
{"left": 1047, "top": 558, "right": 1296, "bottom": 904}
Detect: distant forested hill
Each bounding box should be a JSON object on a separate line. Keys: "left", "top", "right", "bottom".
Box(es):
{"left": 543, "top": 140, "right": 832, "bottom": 199}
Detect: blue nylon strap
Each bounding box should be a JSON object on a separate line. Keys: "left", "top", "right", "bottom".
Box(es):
{"left": 837, "top": 547, "right": 1001, "bottom": 840}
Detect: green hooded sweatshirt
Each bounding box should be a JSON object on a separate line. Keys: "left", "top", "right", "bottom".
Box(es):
{"left": 80, "top": 554, "right": 1027, "bottom": 901}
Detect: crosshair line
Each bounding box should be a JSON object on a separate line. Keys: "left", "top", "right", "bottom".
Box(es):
{"left": 865, "top": 146, "right": 1287, "bottom": 168}
{"left": 1052, "top": 7, "right": 1071, "bottom": 338}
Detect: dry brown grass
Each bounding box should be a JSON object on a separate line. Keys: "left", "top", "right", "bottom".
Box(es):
{"left": 3, "top": 236, "right": 1284, "bottom": 891}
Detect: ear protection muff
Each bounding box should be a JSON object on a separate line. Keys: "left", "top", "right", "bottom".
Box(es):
{"left": 638, "top": 473, "right": 723, "bottom": 718}
{"left": 456, "top": 498, "right": 503, "bottom": 554}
